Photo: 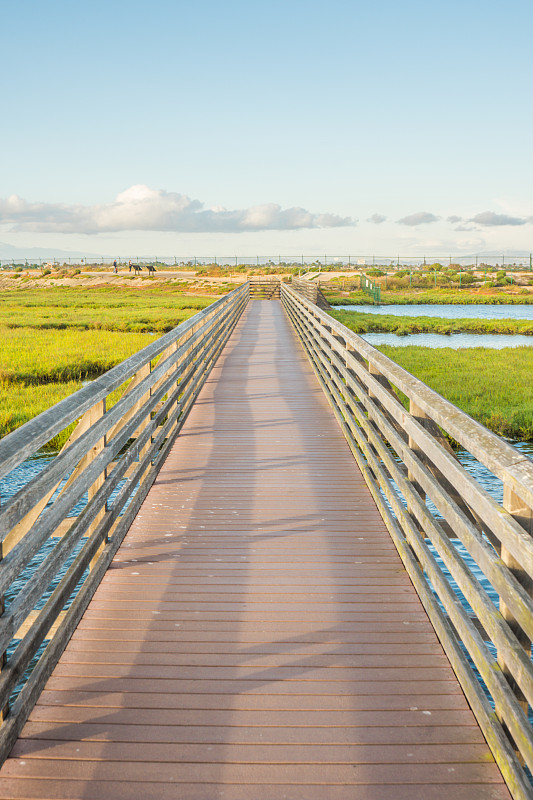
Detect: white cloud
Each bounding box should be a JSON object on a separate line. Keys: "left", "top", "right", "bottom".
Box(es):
{"left": 0, "top": 185, "right": 355, "bottom": 234}
{"left": 367, "top": 213, "right": 387, "bottom": 224}
{"left": 397, "top": 212, "right": 440, "bottom": 226}
{"left": 469, "top": 211, "right": 527, "bottom": 227}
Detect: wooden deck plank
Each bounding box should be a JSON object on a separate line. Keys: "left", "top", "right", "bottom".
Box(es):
{"left": 0, "top": 300, "right": 511, "bottom": 799}
{"left": 0, "top": 779, "right": 512, "bottom": 800}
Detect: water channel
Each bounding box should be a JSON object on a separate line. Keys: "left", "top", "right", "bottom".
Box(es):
{"left": 336, "top": 303, "right": 533, "bottom": 348}
{"left": 336, "top": 303, "right": 533, "bottom": 319}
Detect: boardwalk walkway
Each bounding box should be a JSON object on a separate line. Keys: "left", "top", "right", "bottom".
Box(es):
{"left": 0, "top": 301, "right": 510, "bottom": 799}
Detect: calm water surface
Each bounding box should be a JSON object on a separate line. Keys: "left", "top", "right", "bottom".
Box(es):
{"left": 336, "top": 303, "right": 533, "bottom": 319}
{"left": 362, "top": 332, "right": 533, "bottom": 348}
{"left": 335, "top": 303, "right": 533, "bottom": 347}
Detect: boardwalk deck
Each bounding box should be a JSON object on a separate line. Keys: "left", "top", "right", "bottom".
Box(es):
{"left": 0, "top": 300, "right": 511, "bottom": 799}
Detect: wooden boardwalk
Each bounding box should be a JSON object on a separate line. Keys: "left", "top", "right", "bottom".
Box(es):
{"left": 0, "top": 301, "right": 511, "bottom": 799}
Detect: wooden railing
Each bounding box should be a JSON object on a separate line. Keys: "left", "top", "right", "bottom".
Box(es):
{"left": 281, "top": 283, "right": 533, "bottom": 800}
{"left": 291, "top": 276, "right": 330, "bottom": 309}
{"left": 249, "top": 277, "right": 281, "bottom": 299}
{"left": 0, "top": 283, "right": 249, "bottom": 762}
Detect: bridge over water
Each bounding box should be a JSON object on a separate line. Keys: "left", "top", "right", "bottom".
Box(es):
{"left": 0, "top": 282, "right": 532, "bottom": 799}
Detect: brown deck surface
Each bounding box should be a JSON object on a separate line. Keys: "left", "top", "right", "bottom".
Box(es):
{"left": 0, "top": 301, "right": 510, "bottom": 799}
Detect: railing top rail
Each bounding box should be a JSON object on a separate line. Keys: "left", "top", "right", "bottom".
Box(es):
{"left": 282, "top": 283, "right": 533, "bottom": 508}
{"left": 0, "top": 284, "right": 248, "bottom": 482}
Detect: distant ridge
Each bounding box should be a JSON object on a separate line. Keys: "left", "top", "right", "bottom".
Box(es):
{"left": 0, "top": 242, "right": 102, "bottom": 260}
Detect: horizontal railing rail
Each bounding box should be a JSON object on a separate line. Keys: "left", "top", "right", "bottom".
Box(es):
{"left": 291, "top": 276, "right": 320, "bottom": 304}
{"left": 0, "top": 283, "right": 249, "bottom": 763}
{"left": 281, "top": 283, "right": 533, "bottom": 800}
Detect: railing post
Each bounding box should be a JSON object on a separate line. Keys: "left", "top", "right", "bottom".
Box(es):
{"left": 88, "top": 399, "right": 107, "bottom": 571}
{"left": 408, "top": 400, "right": 428, "bottom": 503}
{"left": 136, "top": 363, "right": 153, "bottom": 487}
{"left": 499, "top": 485, "right": 533, "bottom": 724}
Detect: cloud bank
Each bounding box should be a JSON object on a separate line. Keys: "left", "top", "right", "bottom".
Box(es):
{"left": 0, "top": 185, "right": 355, "bottom": 234}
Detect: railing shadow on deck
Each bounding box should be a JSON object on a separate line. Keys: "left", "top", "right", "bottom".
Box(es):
{"left": 281, "top": 282, "right": 533, "bottom": 800}
{"left": 0, "top": 283, "right": 249, "bottom": 764}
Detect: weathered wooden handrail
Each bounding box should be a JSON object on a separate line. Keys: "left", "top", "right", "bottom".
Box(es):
{"left": 281, "top": 283, "right": 533, "bottom": 800}
{"left": 291, "top": 276, "right": 330, "bottom": 309}
{"left": 0, "top": 283, "right": 249, "bottom": 762}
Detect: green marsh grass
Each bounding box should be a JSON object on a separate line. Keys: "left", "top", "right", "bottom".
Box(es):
{"left": 0, "top": 328, "right": 154, "bottom": 386}
{"left": 324, "top": 287, "right": 533, "bottom": 306}
{"left": 378, "top": 345, "right": 533, "bottom": 441}
{"left": 0, "top": 286, "right": 214, "bottom": 332}
{"left": 0, "top": 286, "right": 216, "bottom": 444}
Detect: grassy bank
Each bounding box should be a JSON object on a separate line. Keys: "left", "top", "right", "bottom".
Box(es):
{"left": 376, "top": 345, "right": 533, "bottom": 441}
{"left": 324, "top": 287, "right": 533, "bottom": 306}
{"left": 329, "top": 308, "right": 533, "bottom": 336}
{"left": 0, "top": 286, "right": 217, "bottom": 445}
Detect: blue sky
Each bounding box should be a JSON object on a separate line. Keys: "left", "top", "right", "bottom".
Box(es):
{"left": 1, "top": 0, "right": 532, "bottom": 259}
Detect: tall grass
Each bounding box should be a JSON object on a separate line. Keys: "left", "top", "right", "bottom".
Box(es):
{"left": 0, "top": 328, "right": 154, "bottom": 385}
{"left": 0, "top": 381, "right": 83, "bottom": 445}
{"left": 377, "top": 345, "right": 533, "bottom": 441}
{"left": 0, "top": 287, "right": 217, "bottom": 444}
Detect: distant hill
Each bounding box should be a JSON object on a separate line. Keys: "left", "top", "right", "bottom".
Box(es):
{"left": 0, "top": 242, "right": 102, "bottom": 260}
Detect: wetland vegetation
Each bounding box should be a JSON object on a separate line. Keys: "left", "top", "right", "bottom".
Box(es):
{"left": 324, "top": 287, "right": 533, "bottom": 306}
{"left": 0, "top": 285, "right": 216, "bottom": 442}
{"left": 378, "top": 345, "right": 533, "bottom": 441}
